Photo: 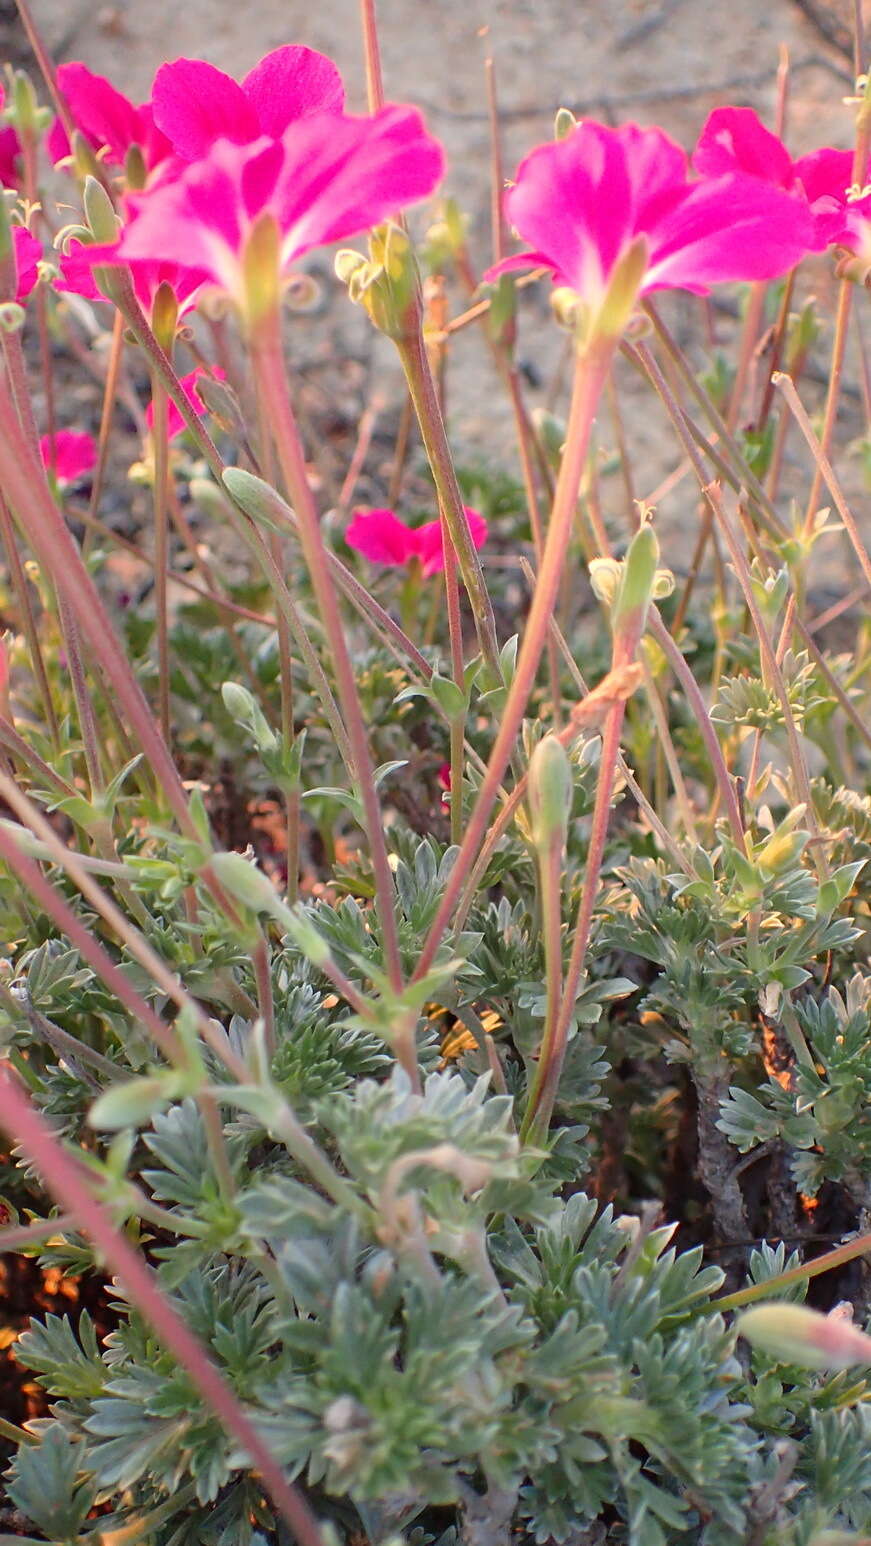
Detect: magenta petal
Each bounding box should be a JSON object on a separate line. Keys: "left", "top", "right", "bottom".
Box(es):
{"left": 115, "top": 109, "right": 443, "bottom": 301}
{"left": 645, "top": 173, "right": 814, "bottom": 293}
{"left": 504, "top": 124, "right": 640, "bottom": 296}
{"left": 416, "top": 508, "right": 488, "bottom": 576}
{"left": 793, "top": 147, "right": 853, "bottom": 246}
{"left": 0, "top": 125, "right": 22, "bottom": 187}
{"left": 116, "top": 145, "right": 251, "bottom": 293}
{"left": 346, "top": 509, "right": 420, "bottom": 567}
{"left": 273, "top": 105, "right": 445, "bottom": 265}
{"left": 56, "top": 62, "right": 143, "bottom": 165}
{"left": 151, "top": 58, "right": 260, "bottom": 160}
{"left": 13, "top": 227, "right": 41, "bottom": 302}
{"left": 242, "top": 45, "right": 344, "bottom": 136}
{"left": 693, "top": 107, "right": 794, "bottom": 188}
{"left": 40, "top": 429, "right": 97, "bottom": 484}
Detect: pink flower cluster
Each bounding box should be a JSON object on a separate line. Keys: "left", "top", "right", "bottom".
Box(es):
{"left": 52, "top": 46, "right": 443, "bottom": 317}
{"left": 488, "top": 108, "right": 867, "bottom": 324}
{"left": 24, "top": 42, "right": 864, "bottom": 335}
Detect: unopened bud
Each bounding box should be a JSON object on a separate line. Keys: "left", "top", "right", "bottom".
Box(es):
{"left": 124, "top": 143, "right": 147, "bottom": 191}
{"left": 11, "top": 71, "right": 49, "bottom": 139}
{"left": 738, "top": 1302, "right": 871, "bottom": 1370}
{"left": 527, "top": 734, "right": 572, "bottom": 853}
{"left": 612, "top": 522, "right": 659, "bottom": 639}
{"left": 209, "top": 850, "right": 279, "bottom": 916}
{"left": 554, "top": 107, "right": 578, "bottom": 141}
{"left": 83, "top": 176, "right": 121, "bottom": 244}
{"left": 337, "top": 223, "right": 420, "bottom": 340}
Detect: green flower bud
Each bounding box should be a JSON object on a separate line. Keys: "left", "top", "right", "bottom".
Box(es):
{"left": 554, "top": 107, "right": 578, "bottom": 141}
{"left": 738, "top": 1303, "right": 871, "bottom": 1370}
{"left": 83, "top": 176, "right": 121, "bottom": 245}
{"left": 527, "top": 734, "right": 572, "bottom": 854}
{"left": 612, "top": 522, "right": 659, "bottom": 637}
{"left": 210, "top": 850, "right": 279, "bottom": 915}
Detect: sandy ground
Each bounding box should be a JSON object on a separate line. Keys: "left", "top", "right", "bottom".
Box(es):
{"left": 14, "top": 1, "right": 871, "bottom": 587}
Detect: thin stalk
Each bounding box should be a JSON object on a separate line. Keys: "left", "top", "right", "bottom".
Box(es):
{"left": 360, "top": 0, "right": 386, "bottom": 110}
{"left": 111, "top": 276, "right": 436, "bottom": 685}
{"left": 710, "top": 490, "right": 827, "bottom": 877}
{"left": 253, "top": 937, "right": 276, "bottom": 1060}
{"left": 13, "top": 0, "right": 76, "bottom": 139}
{"left": 1, "top": 324, "right": 108, "bottom": 794}
{"left": 0, "top": 820, "right": 185, "bottom": 1067}
{"left": 0, "top": 1067, "right": 327, "bottom": 1546}
{"left": 643, "top": 300, "right": 787, "bottom": 540}
{"left": 0, "top": 492, "right": 58, "bottom": 742}
{"left": 773, "top": 370, "right": 871, "bottom": 592}
{"left": 86, "top": 309, "right": 126, "bottom": 548}
{"left": 0, "top": 1212, "right": 76, "bottom": 1252}
{"left": 648, "top": 608, "right": 747, "bottom": 852}
{"left": 522, "top": 699, "right": 625, "bottom": 1142}
{"left": 150, "top": 377, "right": 172, "bottom": 743}
{"left": 0, "top": 378, "right": 199, "bottom": 842}
{"left": 519, "top": 840, "right": 565, "bottom": 1143}
{"left": 396, "top": 328, "right": 501, "bottom": 675}
{"left": 639, "top": 654, "right": 699, "bottom": 843}
{"left": 249, "top": 306, "right": 405, "bottom": 1002}
{"left": 412, "top": 336, "right": 615, "bottom": 982}
{"left": 0, "top": 769, "right": 244, "bottom": 1076}
{"left": 702, "top": 1230, "right": 871, "bottom": 1317}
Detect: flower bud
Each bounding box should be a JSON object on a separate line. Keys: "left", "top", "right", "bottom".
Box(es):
{"left": 124, "top": 143, "right": 147, "bottom": 191}
{"left": 554, "top": 107, "right": 578, "bottom": 141}
{"left": 527, "top": 734, "right": 572, "bottom": 854}
{"left": 612, "top": 522, "right": 659, "bottom": 639}
{"left": 83, "top": 176, "right": 121, "bottom": 245}
{"left": 210, "top": 850, "right": 279, "bottom": 916}
{"left": 737, "top": 1302, "right": 871, "bottom": 1370}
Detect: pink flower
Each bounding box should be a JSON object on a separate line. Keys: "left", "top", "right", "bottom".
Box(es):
{"left": 491, "top": 120, "right": 814, "bottom": 326}
{"left": 346, "top": 507, "right": 488, "bottom": 577}
{"left": 40, "top": 429, "right": 97, "bottom": 487}
{"left": 104, "top": 107, "right": 444, "bottom": 311}
{"left": 693, "top": 107, "right": 854, "bottom": 250}
{"left": 57, "top": 241, "right": 207, "bottom": 325}
{"left": 0, "top": 85, "right": 22, "bottom": 187}
{"left": 144, "top": 366, "right": 227, "bottom": 441}
{"left": 47, "top": 62, "right": 173, "bottom": 173}
{"left": 151, "top": 46, "right": 344, "bottom": 161}
{"left": 10, "top": 226, "right": 41, "bottom": 302}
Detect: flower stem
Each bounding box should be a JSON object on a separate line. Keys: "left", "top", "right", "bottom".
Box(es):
{"left": 150, "top": 376, "right": 172, "bottom": 743}
{"left": 522, "top": 695, "right": 625, "bottom": 1143}
{"left": 395, "top": 329, "right": 502, "bottom": 676}
{"left": 413, "top": 336, "right": 615, "bottom": 983}
{"left": 249, "top": 307, "right": 405, "bottom": 1000}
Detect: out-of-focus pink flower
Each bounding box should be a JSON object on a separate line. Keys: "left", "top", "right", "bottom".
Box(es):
{"left": 40, "top": 429, "right": 97, "bottom": 487}
{"left": 9, "top": 226, "right": 41, "bottom": 302}
{"left": 0, "top": 85, "right": 22, "bottom": 187}
{"left": 693, "top": 107, "right": 854, "bottom": 250}
{"left": 57, "top": 240, "right": 207, "bottom": 324}
{"left": 47, "top": 62, "right": 173, "bottom": 173}
{"left": 490, "top": 120, "right": 814, "bottom": 329}
{"left": 104, "top": 107, "right": 444, "bottom": 311}
{"left": 151, "top": 46, "right": 344, "bottom": 161}
{"left": 144, "top": 365, "right": 228, "bottom": 441}
{"left": 346, "top": 506, "right": 487, "bottom": 577}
